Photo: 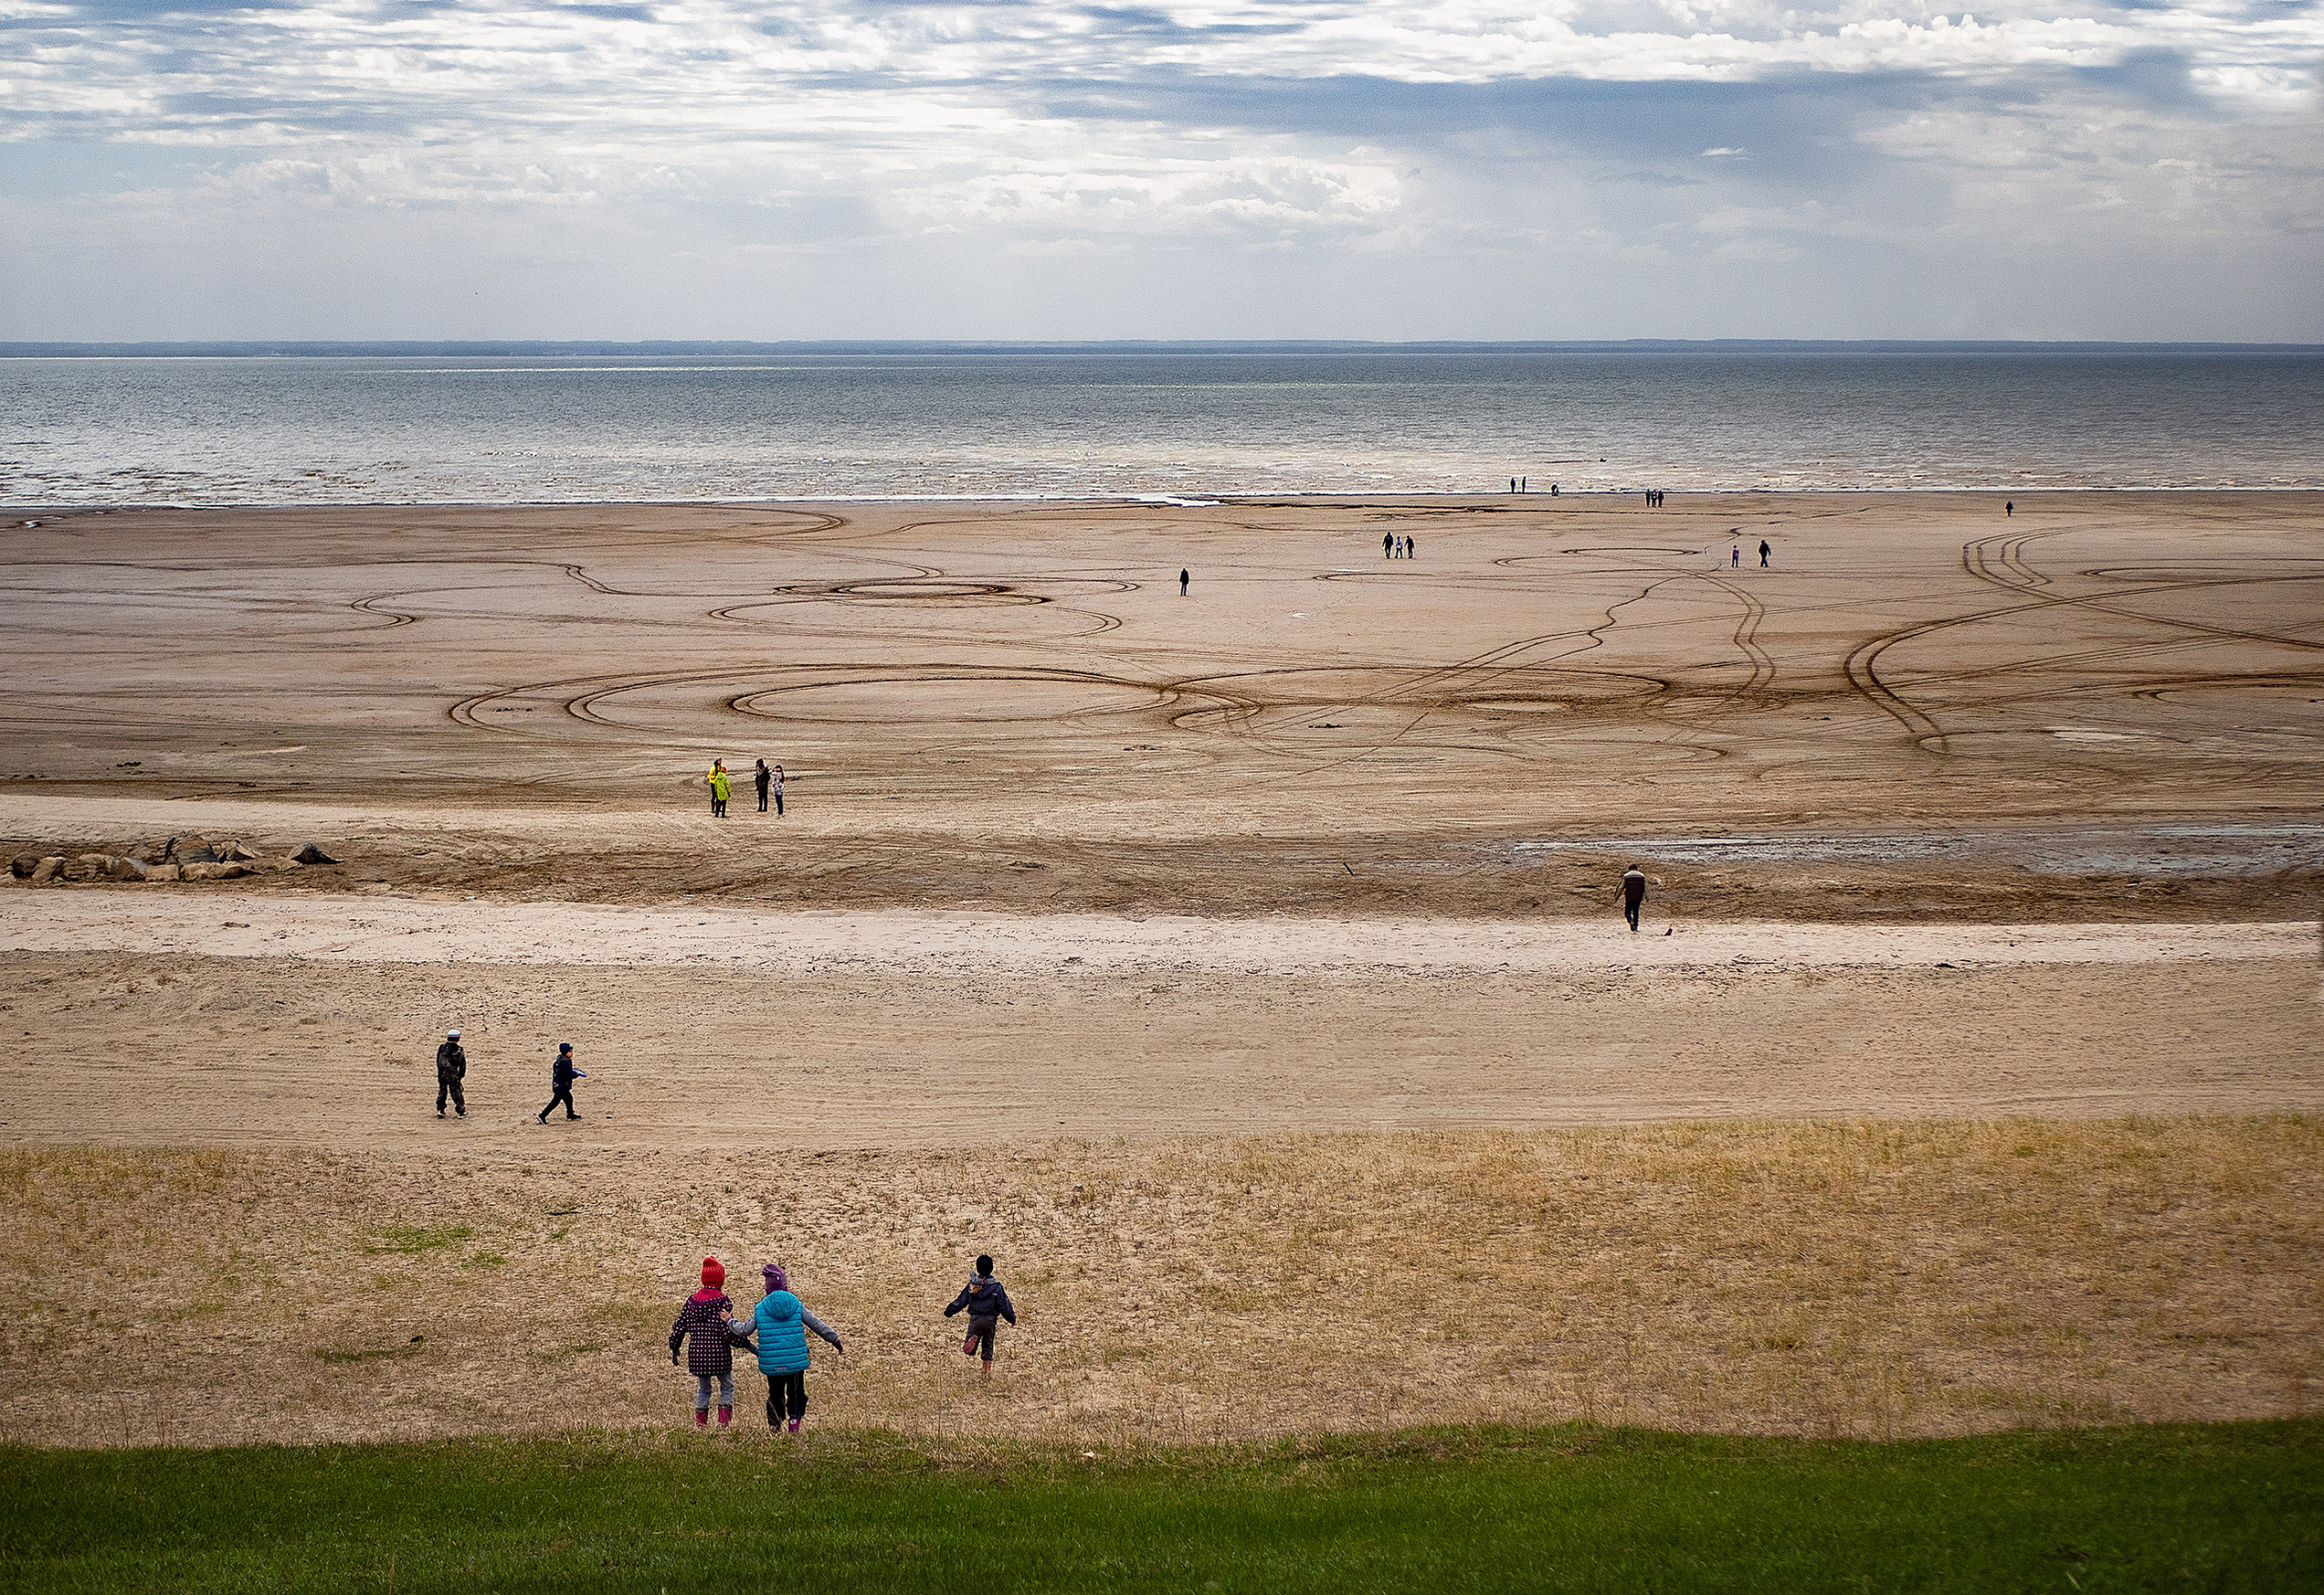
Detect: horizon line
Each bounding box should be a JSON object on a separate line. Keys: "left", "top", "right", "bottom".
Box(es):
{"left": 5, "top": 338, "right": 2322, "bottom": 358}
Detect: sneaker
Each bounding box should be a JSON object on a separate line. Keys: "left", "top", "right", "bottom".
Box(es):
{"left": 536, "top": 1115, "right": 547, "bottom": 1124}
{"left": 437, "top": 1110, "right": 445, "bottom": 1118}
{"left": 787, "top": 1420, "right": 801, "bottom": 1434}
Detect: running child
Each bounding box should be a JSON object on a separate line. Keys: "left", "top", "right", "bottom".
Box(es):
{"left": 742, "top": 1262, "right": 844, "bottom": 1434}
{"left": 669, "top": 1257, "right": 739, "bottom": 1430}
{"left": 941, "top": 1254, "right": 1017, "bottom": 1377}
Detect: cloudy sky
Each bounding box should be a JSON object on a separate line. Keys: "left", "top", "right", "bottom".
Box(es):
{"left": 2, "top": 0, "right": 2319, "bottom": 339}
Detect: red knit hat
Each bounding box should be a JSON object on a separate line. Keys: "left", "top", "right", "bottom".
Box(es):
{"left": 701, "top": 1256, "right": 724, "bottom": 1287}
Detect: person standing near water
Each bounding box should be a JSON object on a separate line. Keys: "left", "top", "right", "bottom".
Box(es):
{"left": 1621, "top": 865, "right": 1647, "bottom": 933}
{"left": 708, "top": 760, "right": 731, "bottom": 817}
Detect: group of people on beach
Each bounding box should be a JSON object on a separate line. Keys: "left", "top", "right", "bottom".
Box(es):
{"left": 707, "top": 758, "right": 784, "bottom": 818}
{"left": 431, "top": 1030, "right": 586, "bottom": 1124}
{"left": 670, "top": 1253, "right": 1018, "bottom": 1433}
{"left": 1382, "top": 532, "right": 1419, "bottom": 558}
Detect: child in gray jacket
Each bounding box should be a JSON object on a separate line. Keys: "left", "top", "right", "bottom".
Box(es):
{"left": 941, "top": 1253, "right": 1017, "bottom": 1376}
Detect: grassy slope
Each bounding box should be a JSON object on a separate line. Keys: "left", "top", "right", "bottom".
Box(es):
{"left": 3, "top": 1421, "right": 2320, "bottom": 1592}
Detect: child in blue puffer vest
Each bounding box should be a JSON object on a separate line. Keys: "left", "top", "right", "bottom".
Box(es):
{"left": 740, "top": 1262, "right": 844, "bottom": 1434}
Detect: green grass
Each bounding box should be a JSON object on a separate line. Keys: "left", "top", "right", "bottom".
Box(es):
{"left": 3, "top": 1421, "right": 2318, "bottom": 1592}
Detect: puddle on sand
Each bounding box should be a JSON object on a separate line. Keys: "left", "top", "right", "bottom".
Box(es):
{"left": 1509, "top": 823, "right": 2324, "bottom": 878}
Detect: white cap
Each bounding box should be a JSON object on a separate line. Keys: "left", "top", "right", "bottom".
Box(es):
{"left": 447, "top": 1029, "right": 461, "bottom": 1039}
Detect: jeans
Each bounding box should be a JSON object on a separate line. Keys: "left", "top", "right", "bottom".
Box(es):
{"left": 766, "top": 1372, "right": 807, "bottom": 1425}
{"left": 964, "top": 1321, "right": 997, "bottom": 1363}
{"left": 695, "top": 1373, "right": 733, "bottom": 1411}
{"left": 436, "top": 1078, "right": 465, "bottom": 1115}
{"left": 1624, "top": 899, "right": 1641, "bottom": 932}
{"left": 540, "top": 1086, "right": 576, "bottom": 1119}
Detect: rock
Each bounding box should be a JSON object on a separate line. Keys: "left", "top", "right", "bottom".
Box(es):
{"left": 148, "top": 862, "right": 182, "bottom": 882}
{"left": 291, "top": 843, "right": 339, "bottom": 865}
{"left": 110, "top": 856, "right": 149, "bottom": 881}
{"left": 10, "top": 855, "right": 39, "bottom": 879}
{"left": 65, "top": 853, "right": 113, "bottom": 882}
{"left": 30, "top": 857, "right": 64, "bottom": 883}
{"left": 175, "top": 837, "right": 218, "bottom": 864}
{"left": 221, "top": 840, "right": 261, "bottom": 862}
{"left": 250, "top": 855, "right": 302, "bottom": 874}
{"left": 181, "top": 861, "right": 252, "bottom": 882}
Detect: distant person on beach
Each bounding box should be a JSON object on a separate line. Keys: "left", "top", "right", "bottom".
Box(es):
{"left": 1509, "top": 478, "right": 1517, "bottom": 493}
{"left": 1383, "top": 532, "right": 1394, "bottom": 558}
{"left": 2006, "top": 501, "right": 2014, "bottom": 516}
{"left": 536, "top": 1042, "right": 582, "bottom": 1123}
{"left": 1759, "top": 539, "right": 1772, "bottom": 568}
{"left": 1179, "top": 568, "right": 1189, "bottom": 595}
{"left": 1621, "top": 866, "right": 1647, "bottom": 933}
{"left": 943, "top": 1254, "right": 1018, "bottom": 1377}
{"left": 755, "top": 759, "right": 772, "bottom": 813}
{"left": 1407, "top": 533, "right": 1418, "bottom": 559}
{"left": 1731, "top": 545, "right": 1741, "bottom": 568}
{"left": 770, "top": 763, "right": 785, "bottom": 817}
{"left": 1550, "top": 483, "right": 1558, "bottom": 496}
{"left": 744, "top": 1262, "right": 844, "bottom": 1434}
{"left": 708, "top": 760, "right": 731, "bottom": 818}
{"left": 1521, "top": 477, "right": 1527, "bottom": 492}
{"left": 670, "top": 1256, "right": 739, "bottom": 1431}
{"left": 435, "top": 1029, "right": 467, "bottom": 1118}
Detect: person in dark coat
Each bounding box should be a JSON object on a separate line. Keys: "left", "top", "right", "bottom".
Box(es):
{"left": 435, "top": 1029, "right": 467, "bottom": 1117}
{"left": 670, "top": 1257, "right": 738, "bottom": 1430}
{"left": 942, "top": 1253, "right": 1017, "bottom": 1377}
{"left": 1621, "top": 865, "right": 1647, "bottom": 933}
{"left": 536, "top": 1042, "right": 583, "bottom": 1123}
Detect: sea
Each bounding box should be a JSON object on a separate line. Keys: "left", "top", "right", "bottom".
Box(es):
{"left": 3, "top": 344, "right": 2320, "bottom": 505}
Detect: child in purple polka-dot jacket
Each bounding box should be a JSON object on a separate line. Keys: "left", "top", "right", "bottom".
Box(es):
{"left": 668, "top": 1256, "right": 742, "bottom": 1430}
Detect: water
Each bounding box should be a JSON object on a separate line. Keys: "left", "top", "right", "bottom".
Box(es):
{"left": 4, "top": 347, "right": 2321, "bottom": 505}
{"left": 1511, "top": 823, "right": 2324, "bottom": 878}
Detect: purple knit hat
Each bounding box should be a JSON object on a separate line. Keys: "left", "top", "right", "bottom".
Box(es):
{"left": 763, "top": 1262, "right": 788, "bottom": 1292}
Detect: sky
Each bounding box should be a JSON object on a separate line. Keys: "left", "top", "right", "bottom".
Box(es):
{"left": 1, "top": 0, "right": 2319, "bottom": 340}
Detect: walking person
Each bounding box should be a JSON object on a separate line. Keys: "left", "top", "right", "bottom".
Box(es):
{"left": 1178, "top": 568, "right": 1189, "bottom": 596}
{"left": 743, "top": 1263, "right": 844, "bottom": 1434}
{"left": 1383, "top": 531, "right": 1393, "bottom": 558}
{"left": 1621, "top": 865, "right": 1647, "bottom": 933}
{"left": 1406, "top": 533, "right": 1418, "bottom": 559}
{"left": 755, "top": 759, "right": 772, "bottom": 814}
{"left": 708, "top": 760, "right": 731, "bottom": 818}
{"left": 670, "top": 1257, "right": 740, "bottom": 1432}
{"left": 1759, "top": 538, "right": 1772, "bottom": 568}
{"left": 435, "top": 1029, "right": 467, "bottom": 1118}
{"left": 536, "top": 1042, "right": 583, "bottom": 1123}
{"left": 942, "top": 1254, "right": 1018, "bottom": 1378}
{"left": 2006, "top": 500, "right": 2014, "bottom": 517}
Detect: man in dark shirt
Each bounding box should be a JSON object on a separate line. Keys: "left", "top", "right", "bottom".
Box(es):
{"left": 435, "top": 1029, "right": 467, "bottom": 1117}
{"left": 1621, "top": 866, "right": 1647, "bottom": 933}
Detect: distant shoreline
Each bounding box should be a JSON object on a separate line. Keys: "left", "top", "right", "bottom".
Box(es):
{"left": 6, "top": 339, "right": 2322, "bottom": 359}
{"left": 11, "top": 486, "right": 2324, "bottom": 512}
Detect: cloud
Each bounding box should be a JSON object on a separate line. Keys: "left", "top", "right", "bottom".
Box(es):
{"left": 0, "top": 0, "right": 2317, "bottom": 337}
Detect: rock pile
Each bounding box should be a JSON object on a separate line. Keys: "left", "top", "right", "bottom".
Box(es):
{"left": 8, "top": 835, "right": 343, "bottom": 885}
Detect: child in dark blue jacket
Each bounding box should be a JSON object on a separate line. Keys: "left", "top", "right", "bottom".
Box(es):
{"left": 536, "top": 1042, "right": 584, "bottom": 1123}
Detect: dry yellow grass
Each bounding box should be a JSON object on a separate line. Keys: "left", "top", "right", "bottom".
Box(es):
{"left": 4, "top": 1117, "right": 2318, "bottom": 1450}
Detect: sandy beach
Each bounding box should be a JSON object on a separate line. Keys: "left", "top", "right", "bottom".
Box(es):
{"left": 3, "top": 490, "right": 2319, "bottom": 1447}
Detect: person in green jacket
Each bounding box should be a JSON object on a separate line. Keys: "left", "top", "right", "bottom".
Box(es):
{"left": 742, "top": 1262, "right": 843, "bottom": 1433}
{"left": 708, "top": 760, "right": 731, "bottom": 818}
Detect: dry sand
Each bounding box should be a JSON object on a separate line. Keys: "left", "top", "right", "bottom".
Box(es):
{"left": 2, "top": 492, "right": 2320, "bottom": 1446}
